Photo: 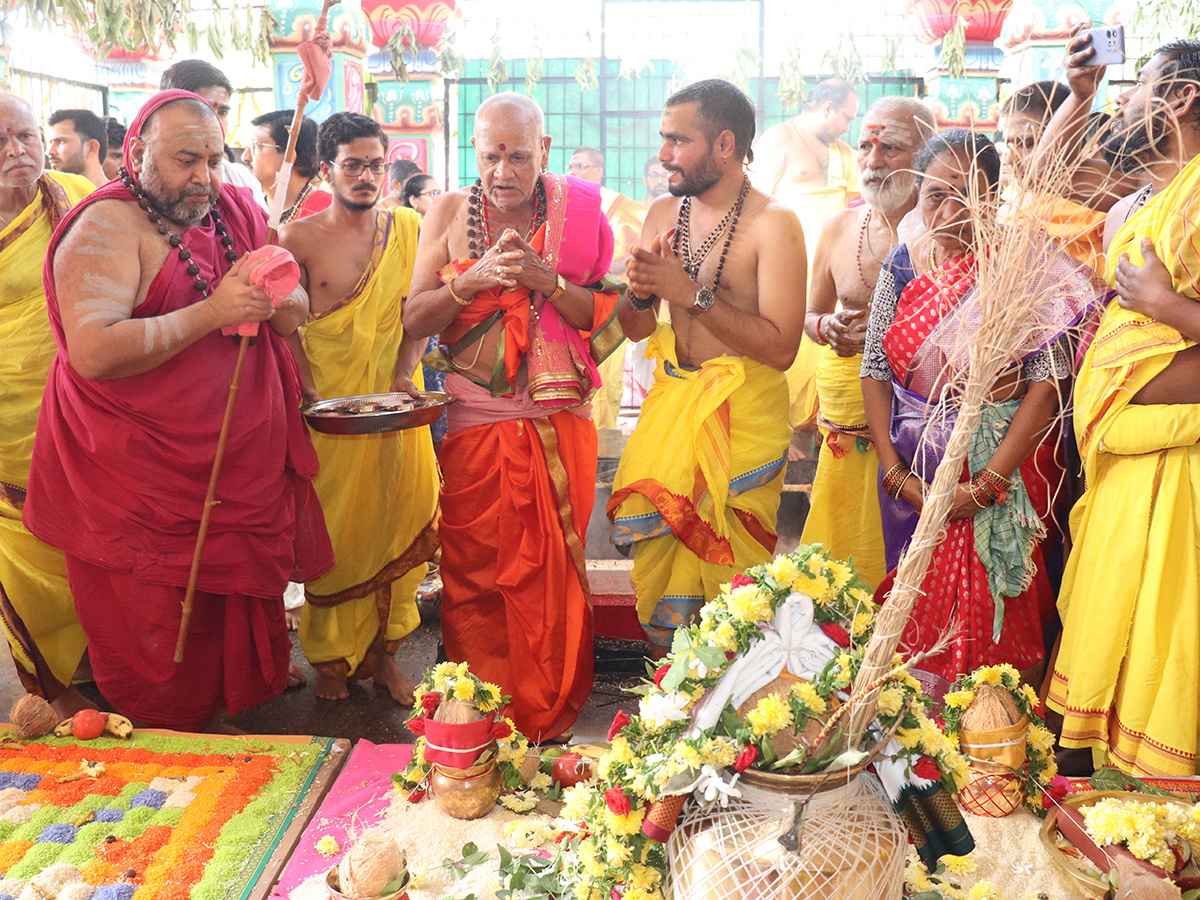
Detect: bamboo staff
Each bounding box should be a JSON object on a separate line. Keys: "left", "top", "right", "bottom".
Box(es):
{"left": 174, "top": 0, "right": 339, "bottom": 664}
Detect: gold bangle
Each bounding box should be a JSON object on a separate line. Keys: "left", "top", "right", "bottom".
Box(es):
{"left": 447, "top": 279, "right": 471, "bottom": 307}
{"left": 894, "top": 470, "right": 913, "bottom": 500}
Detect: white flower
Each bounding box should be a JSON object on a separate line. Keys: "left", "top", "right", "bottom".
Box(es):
{"left": 695, "top": 765, "right": 741, "bottom": 809}
{"left": 639, "top": 691, "right": 691, "bottom": 728}
{"left": 687, "top": 653, "right": 711, "bottom": 679}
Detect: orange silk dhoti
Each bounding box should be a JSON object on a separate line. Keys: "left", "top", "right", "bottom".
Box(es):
{"left": 439, "top": 411, "right": 596, "bottom": 742}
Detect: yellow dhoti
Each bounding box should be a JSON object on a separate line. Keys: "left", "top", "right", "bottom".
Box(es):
{"left": 298, "top": 208, "right": 440, "bottom": 681}
{"left": 1048, "top": 153, "right": 1200, "bottom": 775}
{"left": 608, "top": 325, "right": 791, "bottom": 646}
{"left": 0, "top": 172, "right": 91, "bottom": 699}
{"left": 799, "top": 351, "right": 886, "bottom": 588}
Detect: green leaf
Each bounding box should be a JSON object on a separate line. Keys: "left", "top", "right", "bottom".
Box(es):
{"left": 660, "top": 653, "right": 689, "bottom": 691}
{"left": 1089, "top": 767, "right": 1175, "bottom": 797}
{"left": 771, "top": 747, "right": 808, "bottom": 770}
{"left": 692, "top": 646, "right": 726, "bottom": 668}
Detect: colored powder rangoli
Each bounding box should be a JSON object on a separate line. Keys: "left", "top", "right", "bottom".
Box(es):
{"left": 0, "top": 729, "right": 336, "bottom": 900}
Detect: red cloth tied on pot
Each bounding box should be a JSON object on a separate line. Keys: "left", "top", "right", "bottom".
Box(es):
{"left": 423, "top": 712, "right": 498, "bottom": 769}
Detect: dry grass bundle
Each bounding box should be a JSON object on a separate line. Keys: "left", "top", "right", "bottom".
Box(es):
{"left": 961, "top": 683, "right": 1022, "bottom": 731}
{"left": 838, "top": 76, "right": 1180, "bottom": 743}
{"left": 433, "top": 698, "right": 482, "bottom": 724}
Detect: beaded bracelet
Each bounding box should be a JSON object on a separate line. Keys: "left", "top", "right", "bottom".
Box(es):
{"left": 883, "top": 463, "right": 910, "bottom": 500}
{"left": 629, "top": 292, "right": 657, "bottom": 311}
{"left": 970, "top": 481, "right": 992, "bottom": 509}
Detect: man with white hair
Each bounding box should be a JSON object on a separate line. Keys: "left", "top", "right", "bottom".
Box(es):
{"left": 801, "top": 97, "right": 935, "bottom": 588}
{"left": 404, "top": 92, "right": 621, "bottom": 741}
{"left": 0, "top": 92, "right": 94, "bottom": 717}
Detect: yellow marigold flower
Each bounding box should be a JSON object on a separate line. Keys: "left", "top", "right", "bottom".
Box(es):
{"left": 671, "top": 744, "right": 703, "bottom": 771}
{"left": 559, "top": 785, "right": 593, "bottom": 821}
{"left": 968, "top": 884, "right": 1002, "bottom": 900}
{"left": 577, "top": 839, "right": 607, "bottom": 878}
{"left": 530, "top": 772, "right": 552, "bottom": 792}
{"left": 851, "top": 587, "right": 874, "bottom": 608}
{"left": 1020, "top": 683, "right": 1039, "bottom": 707}
{"left": 903, "top": 860, "right": 934, "bottom": 892}
{"left": 605, "top": 836, "right": 632, "bottom": 867}
{"left": 727, "top": 585, "right": 772, "bottom": 623}
{"left": 702, "top": 738, "right": 737, "bottom": 768}
{"left": 975, "top": 666, "right": 1002, "bottom": 685}
{"left": 500, "top": 792, "right": 538, "bottom": 813}
{"left": 875, "top": 686, "right": 904, "bottom": 718}
{"left": 851, "top": 611, "right": 874, "bottom": 638}
{"left": 825, "top": 558, "right": 853, "bottom": 588}
{"left": 793, "top": 573, "right": 832, "bottom": 604}
{"left": 455, "top": 661, "right": 470, "bottom": 678}
{"left": 836, "top": 652, "right": 853, "bottom": 683}
{"left": 629, "top": 863, "right": 663, "bottom": 891}
{"left": 767, "top": 556, "right": 801, "bottom": 587}
{"left": 315, "top": 835, "right": 341, "bottom": 857}
{"left": 746, "top": 694, "right": 793, "bottom": 737}
{"left": 944, "top": 690, "right": 975, "bottom": 710}
{"left": 997, "top": 663, "right": 1021, "bottom": 681}
{"left": 453, "top": 679, "right": 476, "bottom": 702}
{"left": 941, "top": 854, "right": 976, "bottom": 875}
{"left": 414, "top": 741, "right": 426, "bottom": 765}
{"left": 791, "top": 681, "right": 828, "bottom": 715}
{"left": 712, "top": 622, "right": 740, "bottom": 653}
{"left": 604, "top": 806, "right": 646, "bottom": 836}
{"left": 1028, "top": 724, "right": 1055, "bottom": 754}
{"left": 609, "top": 735, "right": 634, "bottom": 764}
{"left": 895, "top": 727, "right": 921, "bottom": 750}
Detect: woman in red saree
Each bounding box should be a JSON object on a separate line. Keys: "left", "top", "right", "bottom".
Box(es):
{"left": 860, "top": 130, "right": 1104, "bottom": 689}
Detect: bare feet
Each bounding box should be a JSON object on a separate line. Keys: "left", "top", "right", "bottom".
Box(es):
{"left": 787, "top": 430, "right": 808, "bottom": 462}
{"left": 204, "top": 711, "right": 247, "bottom": 735}
{"left": 287, "top": 664, "right": 307, "bottom": 689}
{"left": 285, "top": 609, "right": 301, "bottom": 631}
{"left": 373, "top": 654, "right": 415, "bottom": 705}
{"left": 315, "top": 672, "right": 351, "bottom": 701}
{"left": 49, "top": 687, "right": 96, "bottom": 720}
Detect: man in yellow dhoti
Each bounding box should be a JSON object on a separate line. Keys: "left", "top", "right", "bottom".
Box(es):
{"left": 610, "top": 80, "right": 807, "bottom": 655}
{"left": 1048, "top": 40, "right": 1200, "bottom": 775}
{"left": 281, "top": 113, "right": 439, "bottom": 703}
{"left": 799, "top": 98, "right": 934, "bottom": 589}
{"left": 752, "top": 78, "right": 860, "bottom": 447}
{"left": 0, "top": 94, "right": 93, "bottom": 715}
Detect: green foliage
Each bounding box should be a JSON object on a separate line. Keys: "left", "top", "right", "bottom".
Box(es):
{"left": 384, "top": 22, "right": 419, "bottom": 83}
{"left": 1130, "top": 0, "right": 1200, "bottom": 44}
{"left": 497, "top": 844, "right": 567, "bottom": 900}
{"left": 573, "top": 57, "right": 599, "bottom": 93}
{"left": 487, "top": 22, "right": 508, "bottom": 94}
{"left": 435, "top": 19, "right": 466, "bottom": 79}
{"left": 777, "top": 42, "right": 807, "bottom": 112}
{"left": 821, "top": 27, "right": 865, "bottom": 85}
{"left": 442, "top": 842, "right": 489, "bottom": 882}
{"left": 941, "top": 15, "right": 967, "bottom": 79}
{"left": 8, "top": 0, "right": 277, "bottom": 64}
{"left": 525, "top": 30, "right": 543, "bottom": 95}
{"left": 730, "top": 45, "right": 759, "bottom": 92}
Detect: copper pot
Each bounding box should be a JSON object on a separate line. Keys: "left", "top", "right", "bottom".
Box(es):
{"left": 430, "top": 759, "right": 502, "bottom": 820}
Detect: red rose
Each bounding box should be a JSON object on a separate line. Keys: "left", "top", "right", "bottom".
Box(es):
{"left": 733, "top": 745, "right": 759, "bottom": 772}
{"left": 407, "top": 717, "right": 427, "bottom": 736}
{"left": 653, "top": 664, "right": 671, "bottom": 688}
{"left": 731, "top": 574, "right": 755, "bottom": 589}
{"left": 1041, "top": 774, "right": 1072, "bottom": 810}
{"left": 913, "top": 756, "right": 942, "bottom": 782}
{"left": 818, "top": 623, "right": 851, "bottom": 648}
{"left": 407, "top": 787, "right": 427, "bottom": 802}
{"left": 421, "top": 691, "right": 441, "bottom": 714}
{"left": 491, "top": 721, "right": 513, "bottom": 740}
{"left": 604, "top": 787, "right": 632, "bottom": 816}
{"left": 607, "top": 711, "right": 632, "bottom": 740}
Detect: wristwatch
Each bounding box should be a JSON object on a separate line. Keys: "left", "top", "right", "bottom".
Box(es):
{"left": 547, "top": 273, "right": 567, "bottom": 302}
{"left": 691, "top": 285, "right": 716, "bottom": 314}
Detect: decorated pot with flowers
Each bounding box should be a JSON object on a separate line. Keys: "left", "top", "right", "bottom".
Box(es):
{"left": 942, "top": 665, "right": 1057, "bottom": 818}
{"left": 394, "top": 662, "right": 531, "bottom": 818}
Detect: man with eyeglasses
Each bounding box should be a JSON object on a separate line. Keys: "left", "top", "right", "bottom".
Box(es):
{"left": 279, "top": 112, "right": 438, "bottom": 705}
{"left": 160, "top": 60, "right": 267, "bottom": 210}
{"left": 242, "top": 110, "right": 332, "bottom": 223}
{"left": 751, "top": 77, "right": 860, "bottom": 459}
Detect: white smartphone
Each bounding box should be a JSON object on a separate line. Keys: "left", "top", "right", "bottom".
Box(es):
{"left": 1077, "top": 24, "right": 1126, "bottom": 67}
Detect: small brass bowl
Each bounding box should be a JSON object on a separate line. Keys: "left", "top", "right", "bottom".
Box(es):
{"left": 430, "top": 759, "right": 503, "bottom": 820}
{"left": 326, "top": 866, "right": 410, "bottom": 900}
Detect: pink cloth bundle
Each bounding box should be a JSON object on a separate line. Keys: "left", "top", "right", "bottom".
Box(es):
{"left": 222, "top": 245, "right": 301, "bottom": 338}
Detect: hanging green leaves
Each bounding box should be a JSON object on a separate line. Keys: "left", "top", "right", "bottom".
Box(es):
{"left": 524, "top": 29, "right": 543, "bottom": 95}
{"left": 573, "top": 57, "right": 598, "bottom": 93}
{"left": 435, "top": 18, "right": 466, "bottom": 80}
{"left": 730, "top": 45, "right": 759, "bottom": 92}
{"left": 384, "top": 22, "right": 418, "bottom": 83}
{"left": 777, "top": 42, "right": 806, "bottom": 112}
{"left": 941, "top": 15, "right": 967, "bottom": 80}
{"left": 486, "top": 21, "right": 508, "bottom": 94}
{"left": 821, "top": 27, "right": 865, "bottom": 85}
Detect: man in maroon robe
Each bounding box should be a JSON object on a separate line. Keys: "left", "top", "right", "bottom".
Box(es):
{"left": 24, "top": 91, "right": 333, "bottom": 732}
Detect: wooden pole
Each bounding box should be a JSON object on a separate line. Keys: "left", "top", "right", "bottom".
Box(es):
{"left": 174, "top": 0, "right": 338, "bottom": 664}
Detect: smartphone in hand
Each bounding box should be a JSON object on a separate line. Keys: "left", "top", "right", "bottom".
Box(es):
{"left": 1077, "top": 24, "right": 1126, "bottom": 67}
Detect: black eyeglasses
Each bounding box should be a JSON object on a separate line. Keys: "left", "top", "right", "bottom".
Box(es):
{"left": 328, "top": 160, "right": 389, "bottom": 176}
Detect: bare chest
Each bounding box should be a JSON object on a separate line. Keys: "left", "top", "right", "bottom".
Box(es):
{"left": 304, "top": 227, "right": 377, "bottom": 316}
{"left": 828, "top": 222, "right": 890, "bottom": 311}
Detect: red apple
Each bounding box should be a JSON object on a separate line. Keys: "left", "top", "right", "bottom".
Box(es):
{"left": 551, "top": 752, "right": 593, "bottom": 788}
{"left": 72, "top": 709, "right": 108, "bottom": 740}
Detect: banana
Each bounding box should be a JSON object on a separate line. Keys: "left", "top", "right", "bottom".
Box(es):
{"left": 103, "top": 714, "right": 134, "bottom": 739}
{"left": 54, "top": 719, "right": 74, "bottom": 738}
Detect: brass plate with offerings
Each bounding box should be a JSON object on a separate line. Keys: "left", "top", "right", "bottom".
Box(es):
{"left": 301, "top": 391, "right": 453, "bottom": 435}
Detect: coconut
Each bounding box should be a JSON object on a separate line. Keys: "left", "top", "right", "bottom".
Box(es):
{"left": 1112, "top": 855, "right": 1182, "bottom": 900}
{"left": 337, "top": 829, "right": 406, "bottom": 898}
{"left": 736, "top": 675, "right": 840, "bottom": 763}
{"left": 961, "top": 683, "right": 1022, "bottom": 732}
{"left": 10, "top": 695, "right": 58, "bottom": 739}
{"left": 433, "top": 697, "right": 482, "bottom": 725}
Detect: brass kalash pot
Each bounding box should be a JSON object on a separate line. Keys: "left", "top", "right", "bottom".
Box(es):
{"left": 430, "top": 759, "right": 503, "bottom": 820}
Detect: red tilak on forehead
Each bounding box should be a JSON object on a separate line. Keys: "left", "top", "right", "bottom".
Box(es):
{"left": 499, "top": 143, "right": 506, "bottom": 151}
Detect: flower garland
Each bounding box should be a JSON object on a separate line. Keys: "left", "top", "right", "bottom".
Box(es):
{"left": 903, "top": 855, "right": 1003, "bottom": 899}
{"left": 941, "top": 665, "right": 1057, "bottom": 814}
{"left": 539, "top": 546, "right": 972, "bottom": 900}
{"left": 395, "top": 662, "right": 530, "bottom": 797}
{"left": 1080, "top": 796, "right": 1200, "bottom": 870}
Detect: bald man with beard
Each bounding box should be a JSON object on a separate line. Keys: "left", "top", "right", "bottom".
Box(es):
{"left": 799, "top": 97, "right": 935, "bottom": 589}
{"left": 0, "top": 93, "right": 94, "bottom": 717}
{"left": 24, "top": 91, "right": 332, "bottom": 732}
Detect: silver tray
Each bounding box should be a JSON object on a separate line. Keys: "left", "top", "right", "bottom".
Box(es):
{"left": 301, "top": 391, "right": 453, "bottom": 435}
